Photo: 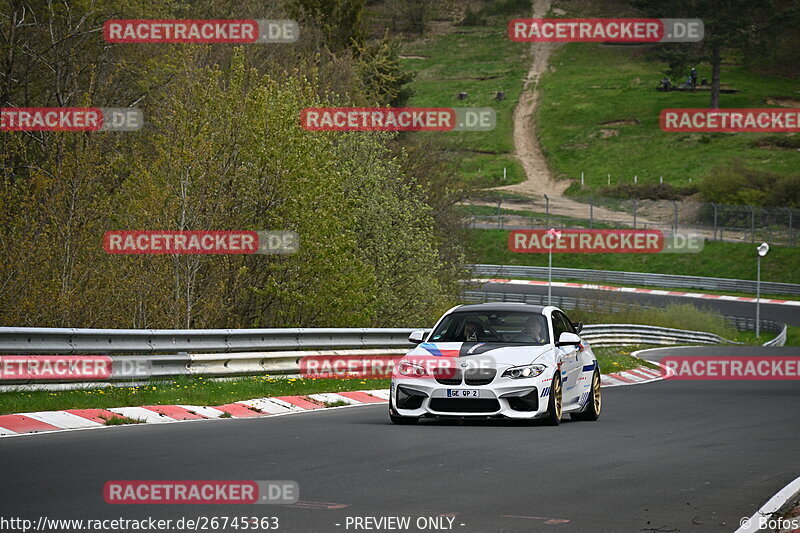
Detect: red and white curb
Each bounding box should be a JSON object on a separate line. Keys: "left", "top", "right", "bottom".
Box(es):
{"left": 600, "top": 361, "right": 673, "bottom": 387}
{"left": 0, "top": 366, "right": 668, "bottom": 438}
{"left": 475, "top": 278, "right": 800, "bottom": 307}
{"left": 0, "top": 390, "right": 389, "bottom": 438}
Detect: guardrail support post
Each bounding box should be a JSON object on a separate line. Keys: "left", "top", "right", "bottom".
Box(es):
{"left": 632, "top": 199, "right": 638, "bottom": 229}
{"left": 750, "top": 207, "right": 756, "bottom": 244}
{"left": 589, "top": 197, "right": 594, "bottom": 229}
{"left": 711, "top": 203, "right": 718, "bottom": 240}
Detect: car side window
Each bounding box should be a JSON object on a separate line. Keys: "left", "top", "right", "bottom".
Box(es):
{"left": 555, "top": 312, "right": 576, "bottom": 334}
{"left": 551, "top": 313, "right": 567, "bottom": 342}
{"left": 552, "top": 312, "right": 574, "bottom": 342}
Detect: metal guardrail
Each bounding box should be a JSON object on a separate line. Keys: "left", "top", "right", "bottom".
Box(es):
{"left": 0, "top": 318, "right": 785, "bottom": 391}
{"left": 0, "top": 327, "right": 419, "bottom": 354}
{"left": 762, "top": 325, "right": 788, "bottom": 347}
{"left": 579, "top": 324, "right": 737, "bottom": 347}
{"left": 470, "top": 264, "right": 800, "bottom": 296}
{"left": 461, "top": 289, "right": 785, "bottom": 336}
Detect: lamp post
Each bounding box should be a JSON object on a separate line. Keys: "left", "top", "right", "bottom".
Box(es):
{"left": 546, "top": 227, "right": 561, "bottom": 306}
{"left": 755, "top": 242, "right": 769, "bottom": 338}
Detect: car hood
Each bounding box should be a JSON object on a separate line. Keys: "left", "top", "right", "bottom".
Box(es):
{"left": 406, "top": 341, "right": 552, "bottom": 367}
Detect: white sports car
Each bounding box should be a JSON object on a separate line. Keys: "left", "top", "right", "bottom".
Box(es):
{"left": 389, "top": 303, "right": 601, "bottom": 425}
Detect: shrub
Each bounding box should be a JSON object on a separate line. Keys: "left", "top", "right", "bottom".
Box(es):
{"left": 458, "top": 8, "right": 485, "bottom": 26}
{"left": 598, "top": 182, "right": 698, "bottom": 200}
{"left": 698, "top": 160, "right": 800, "bottom": 208}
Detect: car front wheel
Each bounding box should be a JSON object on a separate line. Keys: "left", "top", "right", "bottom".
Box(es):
{"left": 542, "top": 371, "right": 562, "bottom": 426}
{"left": 390, "top": 412, "right": 419, "bottom": 425}
{"left": 389, "top": 398, "right": 419, "bottom": 425}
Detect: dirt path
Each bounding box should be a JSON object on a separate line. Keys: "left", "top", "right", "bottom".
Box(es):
{"left": 497, "top": 0, "right": 567, "bottom": 197}
{"left": 474, "top": 0, "right": 662, "bottom": 226}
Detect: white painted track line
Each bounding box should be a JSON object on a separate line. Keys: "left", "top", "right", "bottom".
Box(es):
{"left": 108, "top": 407, "right": 173, "bottom": 423}
{"left": 361, "top": 389, "right": 391, "bottom": 400}
{"left": 177, "top": 405, "right": 227, "bottom": 418}
{"left": 25, "top": 411, "right": 103, "bottom": 429}
{"left": 238, "top": 398, "right": 296, "bottom": 414}
{"left": 307, "top": 393, "right": 364, "bottom": 405}
{"left": 735, "top": 476, "right": 800, "bottom": 533}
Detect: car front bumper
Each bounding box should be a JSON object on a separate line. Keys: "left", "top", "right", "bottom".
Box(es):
{"left": 390, "top": 374, "right": 554, "bottom": 420}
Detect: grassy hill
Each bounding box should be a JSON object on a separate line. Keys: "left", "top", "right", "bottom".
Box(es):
{"left": 399, "top": 1, "right": 531, "bottom": 187}
{"left": 399, "top": 0, "right": 799, "bottom": 195}
{"left": 468, "top": 229, "right": 800, "bottom": 284}
{"left": 538, "top": 43, "right": 800, "bottom": 193}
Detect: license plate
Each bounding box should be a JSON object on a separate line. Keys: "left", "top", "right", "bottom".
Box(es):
{"left": 447, "top": 389, "right": 479, "bottom": 398}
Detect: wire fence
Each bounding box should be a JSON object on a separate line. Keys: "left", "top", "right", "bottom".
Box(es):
{"left": 466, "top": 194, "right": 799, "bottom": 246}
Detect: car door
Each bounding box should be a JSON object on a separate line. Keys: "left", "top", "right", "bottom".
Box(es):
{"left": 552, "top": 311, "right": 581, "bottom": 398}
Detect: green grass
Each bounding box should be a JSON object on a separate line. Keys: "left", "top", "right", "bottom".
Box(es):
{"left": 401, "top": 7, "right": 530, "bottom": 185}
{"left": 786, "top": 326, "right": 800, "bottom": 346}
{"left": 570, "top": 301, "right": 776, "bottom": 344}
{"left": 567, "top": 301, "right": 740, "bottom": 339}
{"left": 0, "top": 376, "right": 389, "bottom": 416}
{"left": 321, "top": 400, "right": 350, "bottom": 408}
{"left": 467, "top": 229, "right": 800, "bottom": 284}
{"left": 458, "top": 153, "right": 526, "bottom": 188}
{"left": 593, "top": 346, "right": 659, "bottom": 372}
{"left": 537, "top": 43, "right": 800, "bottom": 192}
{"left": 103, "top": 415, "right": 145, "bottom": 426}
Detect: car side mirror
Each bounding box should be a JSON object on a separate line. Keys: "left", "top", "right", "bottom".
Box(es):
{"left": 573, "top": 322, "right": 583, "bottom": 333}
{"left": 408, "top": 330, "right": 426, "bottom": 344}
{"left": 555, "top": 332, "right": 581, "bottom": 347}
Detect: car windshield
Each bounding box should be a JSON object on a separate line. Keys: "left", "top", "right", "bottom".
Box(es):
{"left": 428, "top": 311, "right": 550, "bottom": 345}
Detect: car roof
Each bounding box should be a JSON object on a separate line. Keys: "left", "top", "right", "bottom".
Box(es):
{"left": 451, "top": 303, "right": 547, "bottom": 314}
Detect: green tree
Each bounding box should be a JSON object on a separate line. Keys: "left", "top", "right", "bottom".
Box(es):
{"left": 355, "top": 34, "right": 415, "bottom": 107}
{"left": 286, "top": 0, "right": 366, "bottom": 51}
{"left": 631, "top": 0, "right": 775, "bottom": 108}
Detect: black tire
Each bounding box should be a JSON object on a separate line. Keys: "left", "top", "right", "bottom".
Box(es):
{"left": 389, "top": 397, "right": 419, "bottom": 425}
{"left": 542, "top": 371, "right": 563, "bottom": 426}
{"left": 390, "top": 412, "right": 419, "bottom": 425}
{"left": 571, "top": 369, "right": 602, "bottom": 421}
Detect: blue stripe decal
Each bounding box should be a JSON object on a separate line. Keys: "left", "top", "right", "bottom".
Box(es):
{"left": 419, "top": 343, "right": 442, "bottom": 357}
{"left": 582, "top": 362, "right": 597, "bottom": 372}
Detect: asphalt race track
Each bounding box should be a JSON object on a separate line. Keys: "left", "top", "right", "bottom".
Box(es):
{"left": 476, "top": 281, "right": 800, "bottom": 326}
{"left": 2, "top": 345, "right": 799, "bottom": 533}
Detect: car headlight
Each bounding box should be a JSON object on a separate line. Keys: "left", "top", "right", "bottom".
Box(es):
{"left": 396, "top": 361, "right": 428, "bottom": 377}
{"left": 502, "top": 364, "right": 546, "bottom": 379}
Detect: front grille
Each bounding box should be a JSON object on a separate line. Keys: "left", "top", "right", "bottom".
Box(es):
{"left": 429, "top": 398, "right": 501, "bottom": 413}
{"left": 434, "top": 368, "right": 462, "bottom": 385}
{"left": 464, "top": 368, "right": 496, "bottom": 386}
